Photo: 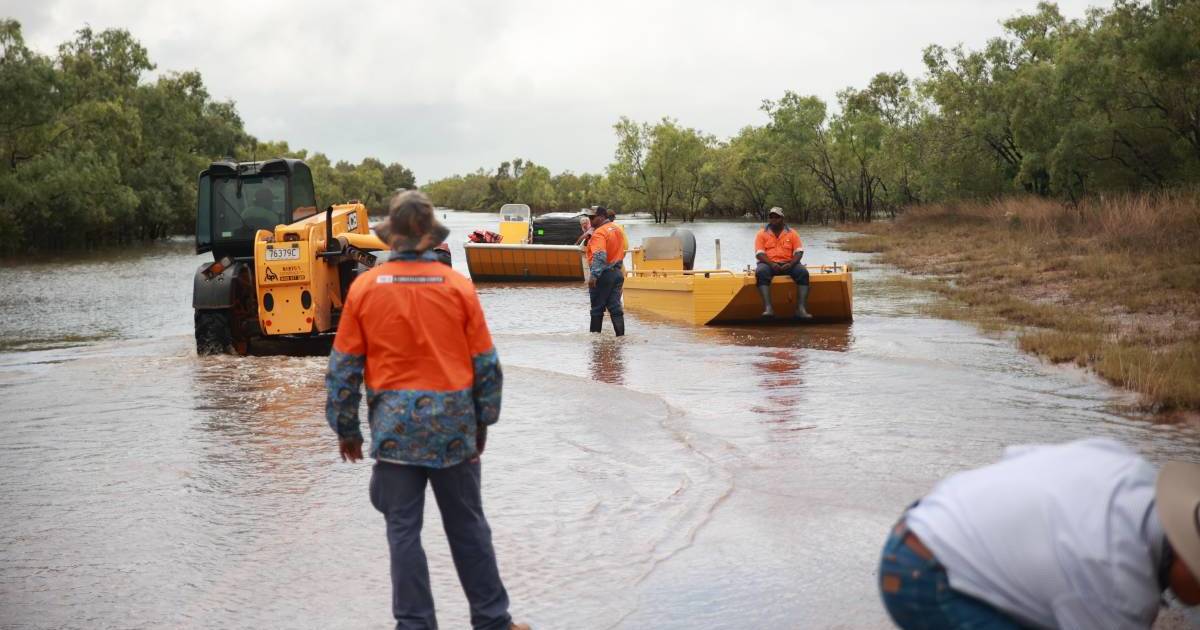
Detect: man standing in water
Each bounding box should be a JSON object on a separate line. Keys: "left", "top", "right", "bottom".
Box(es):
{"left": 326, "top": 191, "right": 529, "bottom": 630}
{"left": 754, "top": 207, "right": 811, "bottom": 319}
{"left": 586, "top": 205, "right": 625, "bottom": 336}
{"left": 879, "top": 438, "right": 1200, "bottom": 629}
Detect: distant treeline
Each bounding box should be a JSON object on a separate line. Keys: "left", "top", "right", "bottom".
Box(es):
{"left": 426, "top": 0, "right": 1200, "bottom": 223}
{"left": 0, "top": 21, "right": 415, "bottom": 254}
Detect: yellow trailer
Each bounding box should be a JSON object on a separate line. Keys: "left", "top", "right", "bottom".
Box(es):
{"left": 463, "top": 204, "right": 587, "bottom": 282}
{"left": 622, "top": 233, "right": 853, "bottom": 325}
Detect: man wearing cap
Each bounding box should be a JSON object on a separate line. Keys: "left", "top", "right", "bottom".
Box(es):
{"left": 326, "top": 190, "right": 529, "bottom": 630}
{"left": 878, "top": 437, "right": 1200, "bottom": 629}
{"left": 585, "top": 205, "right": 625, "bottom": 336}
{"left": 754, "top": 207, "right": 811, "bottom": 319}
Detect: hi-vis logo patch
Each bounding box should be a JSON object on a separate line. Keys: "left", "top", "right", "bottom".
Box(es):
{"left": 377, "top": 275, "right": 444, "bottom": 284}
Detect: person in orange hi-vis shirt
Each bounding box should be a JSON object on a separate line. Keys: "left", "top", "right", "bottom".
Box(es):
{"left": 585, "top": 205, "right": 626, "bottom": 336}
{"left": 326, "top": 191, "right": 529, "bottom": 630}
{"left": 754, "top": 207, "right": 811, "bottom": 319}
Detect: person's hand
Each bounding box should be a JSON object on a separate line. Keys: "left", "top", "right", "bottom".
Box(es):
{"left": 588, "top": 276, "right": 597, "bottom": 288}
{"left": 772, "top": 263, "right": 784, "bottom": 273}
{"left": 339, "top": 436, "right": 364, "bottom": 463}
{"left": 778, "top": 262, "right": 792, "bottom": 272}
{"left": 471, "top": 425, "right": 488, "bottom": 463}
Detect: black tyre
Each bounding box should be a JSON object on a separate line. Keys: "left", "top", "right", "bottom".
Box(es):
{"left": 195, "top": 309, "right": 233, "bottom": 355}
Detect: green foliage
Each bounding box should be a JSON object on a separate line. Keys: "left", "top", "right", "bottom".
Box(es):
{"left": 0, "top": 21, "right": 416, "bottom": 252}
{"left": 9, "top": 0, "right": 1200, "bottom": 243}
{"left": 424, "top": 158, "right": 602, "bottom": 214}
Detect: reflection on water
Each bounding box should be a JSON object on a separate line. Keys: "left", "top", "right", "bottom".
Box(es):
{"left": 695, "top": 322, "right": 852, "bottom": 352}
{"left": 589, "top": 337, "right": 626, "bottom": 385}
{"left": 1, "top": 215, "right": 1198, "bottom": 629}
{"left": 749, "top": 349, "right": 811, "bottom": 429}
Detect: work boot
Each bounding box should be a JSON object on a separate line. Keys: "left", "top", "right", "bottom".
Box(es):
{"left": 612, "top": 314, "right": 625, "bottom": 337}
{"left": 758, "top": 284, "right": 774, "bottom": 317}
{"left": 795, "top": 285, "right": 813, "bottom": 320}
{"left": 590, "top": 314, "right": 603, "bottom": 333}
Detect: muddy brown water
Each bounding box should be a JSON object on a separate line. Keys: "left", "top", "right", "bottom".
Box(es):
{"left": 1, "top": 212, "right": 1198, "bottom": 629}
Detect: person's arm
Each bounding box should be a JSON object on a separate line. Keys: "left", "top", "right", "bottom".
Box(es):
{"left": 588, "top": 229, "right": 609, "bottom": 286}
{"left": 754, "top": 231, "right": 770, "bottom": 265}
{"left": 463, "top": 287, "right": 502, "bottom": 456}
{"left": 325, "top": 290, "right": 367, "bottom": 462}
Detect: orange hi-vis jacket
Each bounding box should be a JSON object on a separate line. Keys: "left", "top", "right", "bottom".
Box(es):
{"left": 325, "top": 251, "right": 502, "bottom": 468}
{"left": 587, "top": 221, "right": 625, "bottom": 275}
{"left": 754, "top": 226, "right": 803, "bottom": 264}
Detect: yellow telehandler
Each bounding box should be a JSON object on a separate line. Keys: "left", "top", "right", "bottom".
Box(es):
{"left": 191, "top": 158, "right": 391, "bottom": 355}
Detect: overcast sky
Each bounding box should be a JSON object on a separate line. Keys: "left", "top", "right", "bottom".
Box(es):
{"left": 5, "top": 0, "right": 1105, "bottom": 182}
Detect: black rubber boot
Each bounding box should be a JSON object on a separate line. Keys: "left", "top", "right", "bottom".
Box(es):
{"left": 796, "top": 285, "right": 813, "bottom": 320}
{"left": 758, "top": 284, "right": 774, "bottom": 317}
{"left": 612, "top": 314, "right": 625, "bottom": 337}
{"left": 590, "top": 314, "right": 603, "bottom": 333}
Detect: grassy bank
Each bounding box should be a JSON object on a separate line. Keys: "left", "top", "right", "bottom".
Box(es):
{"left": 839, "top": 193, "right": 1200, "bottom": 414}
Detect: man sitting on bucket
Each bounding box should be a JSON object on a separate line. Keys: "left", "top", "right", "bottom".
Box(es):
{"left": 754, "top": 207, "right": 811, "bottom": 319}
{"left": 879, "top": 437, "right": 1200, "bottom": 629}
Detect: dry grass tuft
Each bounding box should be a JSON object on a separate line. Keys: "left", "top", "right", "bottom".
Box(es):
{"left": 839, "top": 191, "right": 1200, "bottom": 413}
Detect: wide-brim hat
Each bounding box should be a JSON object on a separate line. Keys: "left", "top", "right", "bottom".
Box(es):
{"left": 584, "top": 206, "right": 603, "bottom": 217}
{"left": 767, "top": 207, "right": 785, "bottom": 218}
{"left": 1157, "top": 461, "right": 1200, "bottom": 577}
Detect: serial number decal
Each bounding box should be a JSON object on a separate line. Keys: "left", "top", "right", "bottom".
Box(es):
{"left": 376, "top": 275, "right": 444, "bottom": 284}
{"left": 266, "top": 246, "right": 300, "bottom": 261}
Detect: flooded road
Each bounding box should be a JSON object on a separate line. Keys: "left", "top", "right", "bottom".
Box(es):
{"left": 1, "top": 212, "right": 1198, "bottom": 629}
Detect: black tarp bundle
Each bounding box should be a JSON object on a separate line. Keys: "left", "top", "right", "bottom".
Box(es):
{"left": 531, "top": 212, "right": 587, "bottom": 245}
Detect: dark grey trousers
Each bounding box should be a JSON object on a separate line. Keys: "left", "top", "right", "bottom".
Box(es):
{"left": 755, "top": 261, "right": 809, "bottom": 286}
{"left": 589, "top": 266, "right": 624, "bottom": 318}
{"left": 369, "top": 460, "right": 511, "bottom": 630}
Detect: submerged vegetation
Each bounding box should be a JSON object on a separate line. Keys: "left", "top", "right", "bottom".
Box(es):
{"left": 841, "top": 193, "right": 1200, "bottom": 412}
{"left": 427, "top": 1, "right": 1200, "bottom": 224}
{"left": 0, "top": 21, "right": 414, "bottom": 254}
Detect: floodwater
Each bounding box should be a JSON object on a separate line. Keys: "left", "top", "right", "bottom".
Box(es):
{"left": 1, "top": 211, "right": 1198, "bottom": 629}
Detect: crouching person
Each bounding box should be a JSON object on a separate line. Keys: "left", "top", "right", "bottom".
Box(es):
{"left": 327, "top": 191, "right": 529, "bottom": 630}
{"left": 879, "top": 438, "right": 1200, "bottom": 629}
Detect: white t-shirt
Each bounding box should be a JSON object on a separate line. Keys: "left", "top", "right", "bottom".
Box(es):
{"left": 906, "top": 438, "right": 1165, "bottom": 630}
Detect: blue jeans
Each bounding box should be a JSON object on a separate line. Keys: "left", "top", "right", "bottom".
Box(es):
{"left": 878, "top": 523, "right": 1027, "bottom": 629}
{"left": 755, "top": 261, "right": 809, "bottom": 287}
{"left": 589, "top": 266, "right": 624, "bottom": 318}
{"left": 370, "top": 460, "right": 512, "bottom": 630}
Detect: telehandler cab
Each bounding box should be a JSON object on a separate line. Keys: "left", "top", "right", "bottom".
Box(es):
{"left": 191, "top": 158, "right": 388, "bottom": 355}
